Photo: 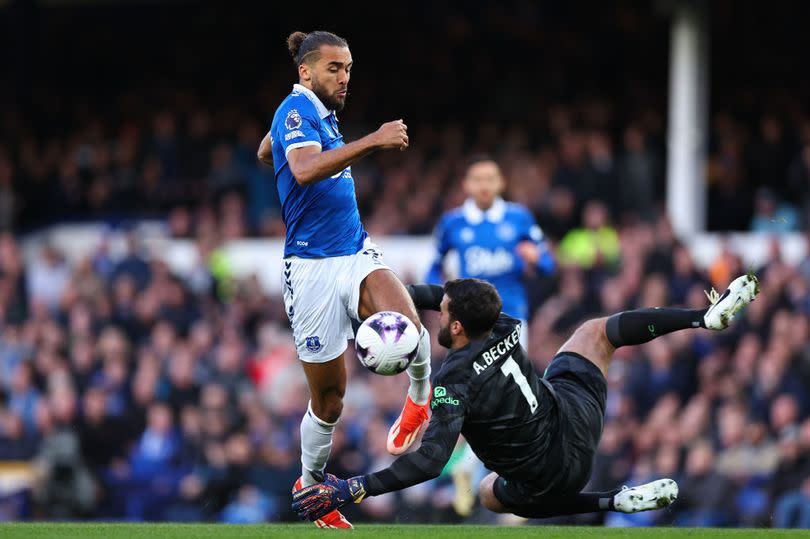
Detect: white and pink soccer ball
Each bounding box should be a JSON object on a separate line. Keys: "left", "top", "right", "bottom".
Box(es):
{"left": 355, "top": 311, "right": 419, "bottom": 376}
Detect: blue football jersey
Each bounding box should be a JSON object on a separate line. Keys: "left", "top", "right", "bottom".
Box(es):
{"left": 270, "top": 84, "right": 367, "bottom": 258}
{"left": 427, "top": 198, "right": 555, "bottom": 321}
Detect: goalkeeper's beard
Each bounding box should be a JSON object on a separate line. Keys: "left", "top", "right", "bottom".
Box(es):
{"left": 438, "top": 323, "right": 453, "bottom": 349}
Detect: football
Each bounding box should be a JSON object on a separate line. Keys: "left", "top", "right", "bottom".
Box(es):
{"left": 355, "top": 311, "right": 420, "bottom": 375}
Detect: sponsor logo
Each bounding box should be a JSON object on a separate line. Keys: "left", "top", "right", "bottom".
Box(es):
{"left": 464, "top": 246, "right": 514, "bottom": 276}
{"left": 305, "top": 336, "right": 322, "bottom": 353}
{"left": 473, "top": 325, "right": 521, "bottom": 375}
{"left": 285, "top": 130, "right": 304, "bottom": 141}
{"left": 431, "top": 386, "right": 460, "bottom": 408}
{"left": 285, "top": 109, "right": 302, "bottom": 130}
{"left": 432, "top": 396, "right": 460, "bottom": 409}
{"left": 296, "top": 240, "right": 309, "bottom": 247}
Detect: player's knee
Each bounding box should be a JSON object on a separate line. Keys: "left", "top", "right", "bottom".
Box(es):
{"left": 395, "top": 295, "right": 421, "bottom": 331}
{"left": 404, "top": 309, "right": 422, "bottom": 332}
{"left": 565, "top": 318, "right": 607, "bottom": 352}
{"left": 479, "top": 473, "right": 508, "bottom": 513}
{"left": 576, "top": 317, "right": 607, "bottom": 341}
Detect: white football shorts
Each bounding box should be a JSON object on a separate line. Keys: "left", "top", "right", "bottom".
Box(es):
{"left": 282, "top": 237, "right": 390, "bottom": 363}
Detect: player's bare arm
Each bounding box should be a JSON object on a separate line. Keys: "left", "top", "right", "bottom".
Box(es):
{"left": 257, "top": 132, "right": 273, "bottom": 165}
{"left": 287, "top": 119, "right": 408, "bottom": 186}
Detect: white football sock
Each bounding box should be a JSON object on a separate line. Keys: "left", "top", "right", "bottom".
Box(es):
{"left": 406, "top": 326, "right": 432, "bottom": 405}
{"left": 300, "top": 402, "right": 338, "bottom": 487}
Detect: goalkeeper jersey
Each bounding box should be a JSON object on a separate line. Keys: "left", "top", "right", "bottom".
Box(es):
{"left": 364, "top": 290, "right": 563, "bottom": 496}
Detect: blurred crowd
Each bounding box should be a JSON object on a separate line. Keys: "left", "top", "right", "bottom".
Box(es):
{"left": 3, "top": 93, "right": 810, "bottom": 237}
{"left": 1, "top": 210, "right": 810, "bottom": 527}
{"left": 2, "top": 2, "right": 809, "bottom": 237}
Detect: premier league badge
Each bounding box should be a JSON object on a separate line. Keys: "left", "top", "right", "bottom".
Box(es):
{"left": 285, "top": 109, "right": 302, "bottom": 130}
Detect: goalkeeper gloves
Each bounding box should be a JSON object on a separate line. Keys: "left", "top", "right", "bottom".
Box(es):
{"left": 292, "top": 474, "right": 367, "bottom": 521}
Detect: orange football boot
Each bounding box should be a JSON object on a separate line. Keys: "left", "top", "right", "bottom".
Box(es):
{"left": 387, "top": 385, "right": 431, "bottom": 455}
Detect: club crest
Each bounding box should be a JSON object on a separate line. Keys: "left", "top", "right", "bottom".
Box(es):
{"left": 305, "top": 336, "right": 322, "bottom": 353}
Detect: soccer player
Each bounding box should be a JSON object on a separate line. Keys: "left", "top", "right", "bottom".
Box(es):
{"left": 257, "top": 31, "right": 432, "bottom": 528}
{"left": 292, "top": 273, "right": 760, "bottom": 522}
{"left": 427, "top": 155, "right": 555, "bottom": 348}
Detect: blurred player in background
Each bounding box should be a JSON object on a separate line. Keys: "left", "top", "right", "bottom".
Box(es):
{"left": 426, "top": 155, "right": 555, "bottom": 515}
{"left": 257, "top": 30, "right": 432, "bottom": 529}
{"left": 293, "top": 273, "right": 760, "bottom": 523}
{"left": 427, "top": 155, "right": 555, "bottom": 348}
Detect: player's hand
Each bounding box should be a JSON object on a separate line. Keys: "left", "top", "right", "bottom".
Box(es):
{"left": 515, "top": 240, "right": 540, "bottom": 266}
{"left": 373, "top": 120, "right": 409, "bottom": 151}
{"left": 291, "top": 474, "right": 367, "bottom": 522}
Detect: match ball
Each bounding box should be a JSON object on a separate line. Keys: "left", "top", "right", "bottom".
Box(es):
{"left": 355, "top": 311, "right": 419, "bottom": 376}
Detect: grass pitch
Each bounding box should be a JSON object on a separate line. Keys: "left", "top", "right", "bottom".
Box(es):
{"left": 0, "top": 524, "right": 807, "bottom": 538}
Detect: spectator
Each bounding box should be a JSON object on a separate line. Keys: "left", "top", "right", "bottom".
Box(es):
{"left": 557, "top": 200, "right": 621, "bottom": 270}
{"left": 676, "top": 441, "right": 733, "bottom": 526}
{"left": 769, "top": 426, "right": 808, "bottom": 505}
{"left": 165, "top": 345, "right": 201, "bottom": 414}
{"left": 774, "top": 477, "right": 810, "bottom": 528}
{"left": 0, "top": 412, "right": 38, "bottom": 460}
{"left": 33, "top": 389, "right": 96, "bottom": 518}
{"left": 26, "top": 246, "right": 71, "bottom": 312}
{"left": 112, "top": 232, "right": 151, "bottom": 291}
{"left": 0, "top": 155, "right": 17, "bottom": 230}
{"left": 750, "top": 187, "right": 799, "bottom": 233}
{"left": 788, "top": 143, "right": 810, "bottom": 227}
{"left": 6, "top": 362, "right": 41, "bottom": 432}
{"left": 77, "top": 387, "right": 129, "bottom": 475}
{"left": 107, "top": 402, "right": 183, "bottom": 520}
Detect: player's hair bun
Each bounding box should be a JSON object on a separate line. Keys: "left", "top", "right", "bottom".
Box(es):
{"left": 286, "top": 31, "right": 348, "bottom": 66}
{"left": 287, "top": 31, "right": 308, "bottom": 61}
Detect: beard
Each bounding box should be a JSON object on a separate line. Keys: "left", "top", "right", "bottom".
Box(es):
{"left": 312, "top": 80, "right": 346, "bottom": 112}
{"left": 438, "top": 323, "right": 453, "bottom": 349}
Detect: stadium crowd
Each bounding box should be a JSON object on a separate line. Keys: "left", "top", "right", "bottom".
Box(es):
{"left": 2, "top": 0, "right": 810, "bottom": 529}
{"left": 2, "top": 1, "right": 810, "bottom": 237}
{"left": 1, "top": 208, "right": 810, "bottom": 526}
{"left": 3, "top": 90, "right": 810, "bottom": 236}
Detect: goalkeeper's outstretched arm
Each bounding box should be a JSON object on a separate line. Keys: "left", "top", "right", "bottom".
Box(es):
{"left": 406, "top": 283, "right": 444, "bottom": 311}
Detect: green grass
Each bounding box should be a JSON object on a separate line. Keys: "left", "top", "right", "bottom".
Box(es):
{"left": 0, "top": 524, "right": 807, "bottom": 538}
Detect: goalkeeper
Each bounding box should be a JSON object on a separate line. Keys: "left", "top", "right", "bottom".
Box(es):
{"left": 293, "top": 273, "right": 758, "bottom": 521}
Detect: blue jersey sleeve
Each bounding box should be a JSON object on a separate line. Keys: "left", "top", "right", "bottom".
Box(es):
{"left": 426, "top": 214, "right": 451, "bottom": 284}
{"left": 518, "top": 209, "right": 555, "bottom": 275}
{"left": 275, "top": 99, "right": 322, "bottom": 158}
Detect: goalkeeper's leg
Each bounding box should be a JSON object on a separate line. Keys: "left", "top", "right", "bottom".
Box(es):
{"left": 479, "top": 473, "right": 678, "bottom": 518}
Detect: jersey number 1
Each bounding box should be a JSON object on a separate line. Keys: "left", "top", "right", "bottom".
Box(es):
{"left": 500, "top": 356, "right": 538, "bottom": 414}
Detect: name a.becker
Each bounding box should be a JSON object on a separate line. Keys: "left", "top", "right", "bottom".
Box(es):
{"left": 473, "top": 325, "right": 521, "bottom": 375}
